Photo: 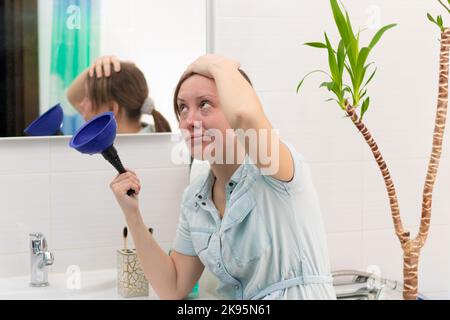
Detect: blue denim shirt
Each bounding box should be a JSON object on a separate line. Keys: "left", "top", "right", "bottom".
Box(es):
{"left": 173, "top": 141, "right": 336, "bottom": 299}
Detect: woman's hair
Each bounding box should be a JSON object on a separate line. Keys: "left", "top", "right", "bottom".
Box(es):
{"left": 86, "top": 62, "right": 171, "bottom": 132}
{"left": 173, "top": 69, "right": 253, "bottom": 121}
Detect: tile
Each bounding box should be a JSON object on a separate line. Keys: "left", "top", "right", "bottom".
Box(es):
{"left": 418, "top": 225, "right": 450, "bottom": 294}
{"left": 0, "top": 253, "right": 29, "bottom": 278}
{"left": 50, "top": 171, "right": 123, "bottom": 250}
{"left": 362, "top": 158, "right": 450, "bottom": 231}
{"left": 50, "top": 133, "right": 190, "bottom": 173}
{"left": 256, "top": 92, "right": 365, "bottom": 163}
{"left": 216, "top": 0, "right": 328, "bottom": 18}
{"left": 0, "top": 138, "right": 50, "bottom": 175}
{"left": 0, "top": 174, "right": 51, "bottom": 254}
{"left": 326, "top": 231, "right": 363, "bottom": 272}
{"left": 50, "top": 167, "right": 189, "bottom": 250}
{"left": 310, "top": 162, "right": 363, "bottom": 233}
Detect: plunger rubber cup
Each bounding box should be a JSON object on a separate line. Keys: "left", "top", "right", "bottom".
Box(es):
{"left": 101, "top": 145, "right": 135, "bottom": 196}
{"left": 24, "top": 103, "right": 64, "bottom": 136}
{"left": 69, "top": 111, "right": 135, "bottom": 196}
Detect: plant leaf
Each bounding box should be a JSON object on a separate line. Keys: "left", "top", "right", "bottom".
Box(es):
{"left": 324, "top": 32, "right": 339, "bottom": 83}
{"left": 345, "top": 10, "right": 359, "bottom": 70}
{"left": 362, "top": 67, "right": 377, "bottom": 89}
{"left": 427, "top": 13, "right": 437, "bottom": 25}
{"left": 337, "top": 39, "right": 346, "bottom": 76}
{"left": 439, "top": 0, "right": 450, "bottom": 14}
{"left": 304, "top": 42, "right": 328, "bottom": 49}
{"left": 359, "top": 89, "right": 367, "bottom": 100}
{"left": 361, "top": 97, "right": 370, "bottom": 120}
{"left": 330, "top": 0, "right": 350, "bottom": 45}
{"left": 368, "top": 24, "right": 397, "bottom": 50}
{"left": 296, "top": 70, "right": 330, "bottom": 93}
{"left": 437, "top": 15, "right": 444, "bottom": 28}
{"left": 356, "top": 47, "right": 371, "bottom": 87}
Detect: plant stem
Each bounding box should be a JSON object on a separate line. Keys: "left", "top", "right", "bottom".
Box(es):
{"left": 416, "top": 27, "right": 450, "bottom": 253}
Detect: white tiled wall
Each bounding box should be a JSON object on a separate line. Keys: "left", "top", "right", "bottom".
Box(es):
{"left": 0, "top": 134, "right": 190, "bottom": 277}
{"left": 212, "top": 0, "right": 450, "bottom": 298}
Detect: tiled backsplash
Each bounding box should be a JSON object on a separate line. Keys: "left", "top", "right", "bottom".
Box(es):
{"left": 0, "top": 134, "right": 190, "bottom": 277}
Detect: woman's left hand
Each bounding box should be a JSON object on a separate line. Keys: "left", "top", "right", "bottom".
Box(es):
{"left": 183, "top": 54, "right": 240, "bottom": 79}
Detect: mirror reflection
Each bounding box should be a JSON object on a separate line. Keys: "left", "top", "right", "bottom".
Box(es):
{"left": 0, "top": 0, "right": 206, "bottom": 137}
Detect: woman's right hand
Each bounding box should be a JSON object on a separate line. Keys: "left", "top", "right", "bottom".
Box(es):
{"left": 89, "top": 55, "right": 121, "bottom": 78}
{"left": 110, "top": 169, "right": 141, "bottom": 217}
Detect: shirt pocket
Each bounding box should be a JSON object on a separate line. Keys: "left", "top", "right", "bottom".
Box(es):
{"left": 224, "top": 206, "right": 272, "bottom": 267}
{"left": 190, "top": 229, "right": 213, "bottom": 256}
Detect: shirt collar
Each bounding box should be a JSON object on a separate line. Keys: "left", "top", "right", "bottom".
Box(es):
{"left": 189, "top": 154, "right": 253, "bottom": 208}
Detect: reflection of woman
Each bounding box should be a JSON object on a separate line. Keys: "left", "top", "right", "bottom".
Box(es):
{"left": 67, "top": 55, "right": 171, "bottom": 133}
{"left": 109, "top": 54, "right": 336, "bottom": 300}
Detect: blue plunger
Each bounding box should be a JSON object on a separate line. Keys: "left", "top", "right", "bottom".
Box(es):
{"left": 69, "top": 112, "right": 135, "bottom": 196}
{"left": 24, "top": 103, "right": 64, "bottom": 136}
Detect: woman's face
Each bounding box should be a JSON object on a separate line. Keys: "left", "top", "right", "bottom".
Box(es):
{"left": 177, "top": 74, "right": 232, "bottom": 161}
{"left": 79, "top": 96, "right": 111, "bottom": 121}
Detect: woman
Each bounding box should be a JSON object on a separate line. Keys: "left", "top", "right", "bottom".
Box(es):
{"left": 67, "top": 55, "right": 171, "bottom": 133}
{"left": 110, "top": 54, "right": 336, "bottom": 300}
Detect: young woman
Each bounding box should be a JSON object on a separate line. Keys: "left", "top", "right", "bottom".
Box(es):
{"left": 110, "top": 54, "right": 336, "bottom": 300}
{"left": 67, "top": 55, "right": 171, "bottom": 133}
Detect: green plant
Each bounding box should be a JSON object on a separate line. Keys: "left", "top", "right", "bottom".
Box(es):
{"left": 427, "top": 0, "right": 450, "bottom": 31}
{"left": 297, "top": 0, "right": 396, "bottom": 120}
{"left": 297, "top": 0, "right": 450, "bottom": 300}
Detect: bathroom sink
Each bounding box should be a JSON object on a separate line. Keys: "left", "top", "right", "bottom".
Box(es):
{"left": 0, "top": 269, "right": 217, "bottom": 300}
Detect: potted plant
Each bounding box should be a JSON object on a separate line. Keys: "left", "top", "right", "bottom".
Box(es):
{"left": 298, "top": 0, "right": 449, "bottom": 300}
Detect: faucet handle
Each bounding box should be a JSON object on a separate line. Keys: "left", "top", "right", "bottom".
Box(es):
{"left": 42, "top": 251, "right": 54, "bottom": 266}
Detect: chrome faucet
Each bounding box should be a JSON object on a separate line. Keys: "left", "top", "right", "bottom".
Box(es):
{"left": 29, "top": 233, "right": 54, "bottom": 287}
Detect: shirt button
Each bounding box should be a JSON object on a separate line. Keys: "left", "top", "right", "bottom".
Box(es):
{"left": 201, "top": 202, "right": 206, "bottom": 206}
{"left": 228, "top": 182, "right": 234, "bottom": 187}
{"left": 197, "top": 194, "right": 203, "bottom": 199}
{"left": 216, "top": 262, "right": 221, "bottom": 268}
{"left": 234, "top": 285, "right": 239, "bottom": 290}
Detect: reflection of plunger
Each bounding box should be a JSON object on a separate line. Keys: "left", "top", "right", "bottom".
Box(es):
{"left": 24, "top": 103, "right": 64, "bottom": 136}
{"left": 69, "top": 112, "right": 135, "bottom": 196}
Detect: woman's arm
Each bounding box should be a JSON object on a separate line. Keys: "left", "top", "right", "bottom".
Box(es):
{"left": 125, "top": 213, "right": 204, "bottom": 300}
{"left": 184, "top": 55, "right": 294, "bottom": 182}
{"left": 66, "top": 69, "right": 89, "bottom": 113}
{"left": 110, "top": 170, "right": 204, "bottom": 299}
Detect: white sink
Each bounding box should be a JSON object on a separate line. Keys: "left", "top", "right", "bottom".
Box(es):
{"left": 0, "top": 269, "right": 217, "bottom": 300}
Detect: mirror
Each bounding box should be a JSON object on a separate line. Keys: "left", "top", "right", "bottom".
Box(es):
{"left": 0, "top": 0, "right": 208, "bottom": 137}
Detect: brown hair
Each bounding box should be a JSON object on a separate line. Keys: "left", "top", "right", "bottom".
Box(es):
{"left": 173, "top": 69, "right": 253, "bottom": 121}
{"left": 86, "top": 62, "right": 171, "bottom": 132}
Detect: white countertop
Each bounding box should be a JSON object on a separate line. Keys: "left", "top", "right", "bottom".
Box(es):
{"left": 0, "top": 269, "right": 218, "bottom": 300}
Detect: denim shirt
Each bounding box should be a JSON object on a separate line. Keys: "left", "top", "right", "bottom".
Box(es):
{"left": 173, "top": 141, "right": 335, "bottom": 300}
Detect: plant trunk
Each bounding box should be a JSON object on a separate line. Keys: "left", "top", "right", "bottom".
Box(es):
{"left": 402, "top": 243, "right": 420, "bottom": 300}
{"left": 417, "top": 28, "right": 450, "bottom": 247}
{"left": 345, "top": 105, "right": 409, "bottom": 245}
{"left": 344, "top": 27, "right": 450, "bottom": 300}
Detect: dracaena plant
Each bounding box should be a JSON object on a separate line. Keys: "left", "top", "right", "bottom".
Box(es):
{"left": 298, "top": 0, "right": 450, "bottom": 300}
{"left": 297, "top": 0, "right": 396, "bottom": 120}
